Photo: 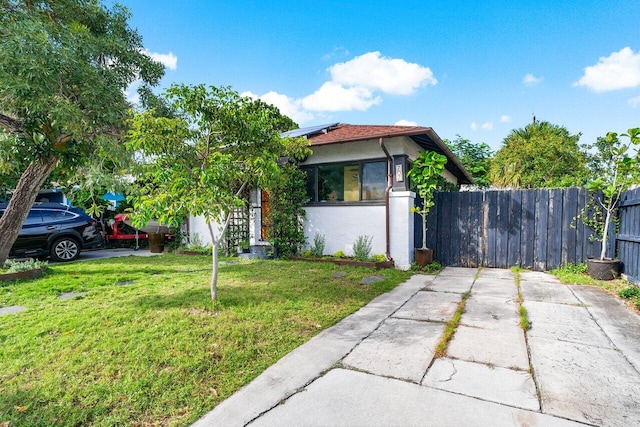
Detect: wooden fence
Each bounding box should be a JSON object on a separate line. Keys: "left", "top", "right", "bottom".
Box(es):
{"left": 618, "top": 188, "right": 640, "bottom": 284}
{"left": 419, "top": 188, "right": 612, "bottom": 271}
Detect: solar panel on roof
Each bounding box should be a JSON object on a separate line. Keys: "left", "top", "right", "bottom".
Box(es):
{"left": 281, "top": 123, "right": 339, "bottom": 138}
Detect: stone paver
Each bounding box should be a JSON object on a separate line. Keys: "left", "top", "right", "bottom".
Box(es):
{"left": 477, "top": 268, "right": 514, "bottom": 280}
{"left": 571, "top": 284, "right": 640, "bottom": 372}
{"left": 423, "top": 275, "right": 474, "bottom": 294}
{"left": 520, "top": 280, "right": 580, "bottom": 305}
{"left": 343, "top": 318, "right": 444, "bottom": 382}
{"left": 529, "top": 337, "right": 640, "bottom": 426}
{"left": 423, "top": 358, "right": 539, "bottom": 411}
{"left": 460, "top": 294, "right": 520, "bottom": 330}
{"left": 447, "top": 325, "right": 530, "bottom": 370}
{"left": 519, "top": 271, "right": 561, "bottom": 283}
{"left": 436, "top": 266, "right": 478, "bottom": 277}
{"left": 472, "top": 277, "right": 518, "bottom": 299}
{"left": 249, "top": 369, "right": 580, "bottom": 427}
{"left": 392, "top": 290, "right": 461, "bottom": 322}
{"left": 0, "top": 305, "right": 27, "bottom": 316}
{"left": 525, "top": 300, "right": 613, "bottom": 347}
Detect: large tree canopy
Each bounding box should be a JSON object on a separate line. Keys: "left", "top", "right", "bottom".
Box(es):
{"left": 489, "top": 121, "right": 588, "bottom": 188}
{"left": 444, "top": 135, "right": 494, "bottom": 188}
{"left": 0, "top": 0, "right": 164, "bottom": 265}
{"left": 127, "top": 84, "right": 310, "bottom": 301}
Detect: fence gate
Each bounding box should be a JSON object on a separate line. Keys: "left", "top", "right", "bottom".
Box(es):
{"left": 421, "top": 188, "right": 606, "bottom": 271}
{"left": 618, "top": 188, "right": 640, "bottom": 285}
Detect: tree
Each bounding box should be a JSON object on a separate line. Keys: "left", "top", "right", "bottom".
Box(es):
{"left": 126, "top": 84, "right": 310, "bottom": 302}
{"left": 489, "top": 121, "right": 588, "bottom": 188}
{"left": 444, "top": 135, "right": 494, "bottom": 188}
{"left": 580, "top": 128, "right": 640, "bottom": 261}
{"left": 0, "top": 0, "right": 164, "bottom": 266}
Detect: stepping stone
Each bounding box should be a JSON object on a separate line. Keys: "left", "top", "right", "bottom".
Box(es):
{"left": 477, "top": 268, "right": 514, "bottom": 280}
{"left": 360, "top": 275, "right": 384, "bottom": 285}
{"left": 333, "top": 271, "right": 346, "bottom": 278}
{"left": 58, "top": 292, "right": 87, "bottom": 301}
{"left": 0, "top": 305, "right": 27, "bottom": 316}
{"left": 116, "top": 280, "right": 135, "bottom": 286}
{"left": 472, "top": 278, "right": 518, "bottom": 299}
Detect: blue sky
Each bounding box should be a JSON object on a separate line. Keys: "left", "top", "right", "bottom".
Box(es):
{"left": 120, "top": 0, "right": 640, "bottom": 151}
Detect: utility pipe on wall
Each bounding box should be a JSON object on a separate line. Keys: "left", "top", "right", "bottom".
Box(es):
{"left": 379, "top": 138, "right": 394, "bottom": 263}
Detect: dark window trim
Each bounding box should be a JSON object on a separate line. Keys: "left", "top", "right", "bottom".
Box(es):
{"left": 302, "top": 158, "right": 388, "bottom": 205}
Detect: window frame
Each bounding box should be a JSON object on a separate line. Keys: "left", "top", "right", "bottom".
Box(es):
{"left": 302, "top": 158, "right": 388, "bottom": 205}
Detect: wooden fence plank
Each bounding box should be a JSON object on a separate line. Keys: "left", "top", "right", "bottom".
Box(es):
{"left": 534, "top": 189, "right": 549, "bottom": 271}
{"left": 521, "top": 190, "right": 536, "bottom": 269}
{"left": 507, "top": 190, "right": 522, "bottom": 267}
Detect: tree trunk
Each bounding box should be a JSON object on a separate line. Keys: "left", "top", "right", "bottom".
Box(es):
{"left": 0, "top": 156, "right": 58, "bottom": 266}
{"left": 211, "top": 240, "right": 219, "bottom": 301}
{"left": 421, "top": 213, "right": 427, "bottom": 250}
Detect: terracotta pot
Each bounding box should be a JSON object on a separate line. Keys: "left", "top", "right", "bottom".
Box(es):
{"left": 415, "top": 248, "right": 434, "bottom": 267}
{"left": 586, "top": 258, "right": 620, "bottom": 280}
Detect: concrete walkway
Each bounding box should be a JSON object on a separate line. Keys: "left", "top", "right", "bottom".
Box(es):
{"left": 194, "top": 267, "right": 640, "bottom": 427}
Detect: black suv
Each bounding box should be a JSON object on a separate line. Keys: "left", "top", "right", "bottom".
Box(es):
{"left": 0, "top": 203, "right": 104, "bottom": 262}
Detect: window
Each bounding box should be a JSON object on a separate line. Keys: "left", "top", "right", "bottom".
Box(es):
{"left": 303, "top": 160, "right": 387, "bottom": 203}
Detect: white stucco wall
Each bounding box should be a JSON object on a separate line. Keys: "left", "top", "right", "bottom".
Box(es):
{"left": 303, "top": 205, "right": 386, "bottom": 257}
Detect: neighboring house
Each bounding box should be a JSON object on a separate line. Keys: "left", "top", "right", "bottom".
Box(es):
{"left": 189, "top": 123, "right": 473, "bottom": 269}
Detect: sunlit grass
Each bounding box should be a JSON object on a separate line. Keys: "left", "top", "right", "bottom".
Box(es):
{"left": 0, "top": 254, "right": 411, "bottom": 426}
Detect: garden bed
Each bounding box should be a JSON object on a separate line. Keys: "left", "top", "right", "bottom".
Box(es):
{"left": 290, "top": 256, "right": 393, "bottom": 270}
{"left": 0, "top": 267, "right": 47, "bottom": 282}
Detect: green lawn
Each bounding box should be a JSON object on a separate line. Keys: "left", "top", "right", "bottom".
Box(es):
{"left": 0, "top": 255, "right": 411, "bottom": 426}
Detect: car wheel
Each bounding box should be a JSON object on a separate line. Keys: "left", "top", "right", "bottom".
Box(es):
{"left": 51, "top": 237, "right": 81, "bottom": 262}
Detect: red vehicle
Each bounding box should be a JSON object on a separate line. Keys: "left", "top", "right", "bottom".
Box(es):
{"left": 104, "top": 214, "right": 173, "bottom": 250}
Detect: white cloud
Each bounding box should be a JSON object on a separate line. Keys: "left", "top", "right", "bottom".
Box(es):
{"left": 574, "top": 47, "right": 640, "bottom": 92}
{"left": 481, "top": 122, "right": 493, "bottom": 130}
{"left": 301, "top": 82, "right": 381, "bottom": 112}
{"left": 523, "top": 73, "right": 543, "bottom": 86}
{"left": 500, "top": 115, "right": 511, "bottom": 123}
{"left": 329, "top": 51, "right": 437, "bottom": 95}
{"left": 470, "top": 122, "right": 478, "bottom": 130}
{"left": 629, "top": 95, "right": 640, "bottom": 107}
{"left": 143, "top": 49, "right": 178, "bottom": 70}
{"left": 395, "top": 119, "right": 418, "bottom": 126}
{"left": 242, "top": 91, "right": 314, "bottom": 123}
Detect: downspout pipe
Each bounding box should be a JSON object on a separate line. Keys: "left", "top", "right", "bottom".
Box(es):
{"left": 379, "top": 138, "right": 394, "bottom": 263}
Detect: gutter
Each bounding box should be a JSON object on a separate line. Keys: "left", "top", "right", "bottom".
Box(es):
{"left": 379, "top": 137, "right": 394, "bottom": 263}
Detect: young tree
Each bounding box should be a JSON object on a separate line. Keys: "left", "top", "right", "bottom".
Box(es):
{"left": 127, "top": 84, "right": 310, "bottom": 302}
{"left": 0, "top": 0, "right": 164, "bottom": 265}
{"left": 489, "top": 121, "right": 588, "bottom": 188}
{"left": 444, "top": 135, "right": 494, "bottom": 188}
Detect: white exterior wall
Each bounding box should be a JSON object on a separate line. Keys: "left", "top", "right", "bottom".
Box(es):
{"left": 303, "top": 205, "right": 386, "bottom": 256}
{"left": 188, "top": 215, "right": 216, "bottom": 246}
{"left": 389, "top": 191, "right": 416, "bottom": 270}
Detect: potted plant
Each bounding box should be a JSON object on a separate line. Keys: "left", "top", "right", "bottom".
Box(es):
{"left": 407, "top": 151, "right": 448, "bottom": 266}
{"left": 581, "top": 128, "right": 639, "bottom": 280}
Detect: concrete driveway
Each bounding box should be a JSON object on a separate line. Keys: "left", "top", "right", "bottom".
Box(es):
{"left": 194, "top": 267, "right": 640, "bottom": 427}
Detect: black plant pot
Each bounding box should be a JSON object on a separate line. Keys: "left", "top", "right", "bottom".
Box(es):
{"left": 586, "top": 258, "right": 620, "bottom": 281}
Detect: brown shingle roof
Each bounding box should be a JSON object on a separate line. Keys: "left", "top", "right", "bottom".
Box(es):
{"left": 308, "top": 124, "right": 432, "bottom": 145}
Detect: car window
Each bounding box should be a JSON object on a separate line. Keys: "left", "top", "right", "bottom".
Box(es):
{"left": 42, "top": 210, "right": 76, "bottom": 222}
{"left": 23, "top": 211, "right": 43, "bottom": 225}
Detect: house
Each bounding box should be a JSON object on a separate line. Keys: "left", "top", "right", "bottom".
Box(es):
{"left": 188, "top": 123, "right": 473, "bottom": 269}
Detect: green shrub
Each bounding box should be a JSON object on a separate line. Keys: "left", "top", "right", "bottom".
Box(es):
{"left": 370, "top": 254, "right": 387, "bottom": 263}
{"left": 619, "top": 286, "right": 640, "bottom": 299}
{"left": 411, "top": 261, "right": 443, "bottom": 274}
{"left": 333, "top": 250, "right": 347, "bottom": 258}
{"left": 3, "top": 259, "right": 49, "bottom": 273}
{"left": 309, "top": 234, "right": 325, "bottom": 257}
{"left": 352, "top": 235, "right": 372, "bottom": 261}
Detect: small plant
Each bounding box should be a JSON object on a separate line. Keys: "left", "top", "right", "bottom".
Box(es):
{"left": 370, "top": 254, "right": 387, "bottom": 263}
{"left": 2, "top": 259, "right": 49, "bottom": 273}
{"left": 352, "top": 235, "right": 373, "bottom": 261}
{"left": 411, "top": 261, "right": 443, "bottom": 273}
{"left": 309, "top": 233, "right": 325, "bottom": 257}
{"left": 189, "top": 232, "right": 204, "bottom": 249}
{"left": 333, "top": 250, "right": 347, "bottom": 259}
{"left": 619, "top": 286, "right": 640, "bottom": 299}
